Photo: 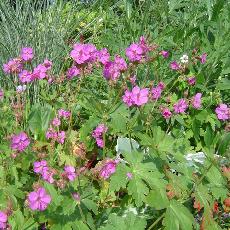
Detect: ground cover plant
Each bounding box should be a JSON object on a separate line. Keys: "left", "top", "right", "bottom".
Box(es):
{"left": 0, "top": 0, "right": 230, "bottom": 230}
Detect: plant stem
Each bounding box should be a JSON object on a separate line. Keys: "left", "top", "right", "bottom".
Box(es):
{"left": 147, "top": 213, "right": 165, "bottom": 230}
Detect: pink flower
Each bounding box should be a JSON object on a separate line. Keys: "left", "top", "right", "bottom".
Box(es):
{"left": 58, "top": 109, "right": 71, "bottom": 119}
{"left": 170, "top": 61, "right": 181, "bottom": 70}
{"left": 64, "top": 166, "right": 77, "bottom": 181}
{"left": 132, "top": 86, "right": 149, "bottom": 106}
{"left": 215, "top": 104, "right": 229, "bottom": 121}
{"left": 97, "top": 48, "right": 110, "bottom": 65}
{"left": 114, "top": 55, "right": 127, "bottom": 71}
{"left": 33, "top": 64, "right": 47, "bottom": 79}
{"left": 43, "top": 59, "right": 52, "bottom": 70}
{"left": 160, "top": 50, "right": 169, "bottom": 58}
{"left": 41, "top": 169, "right": 55, "bottom": 184}
{"left": 161, "top": 108, "right": 172, "bottom": 119}
{"left": 158, "top": 81, "right": 165, "bottom": 90}
{"left": 72, "top": 193, "right": 80, "bottom": 202}
{"left": 33, "top": 160, "right": 48, "bottom": 174}
{"left": 100, "top": 160, "right": 118, "bottom": 179}
{"left": 3, "top": 58, "right": 23, "bottom": 74}
{"left": 92, "top": 124, "right": 107, "bottom": 148}
{"left": 139, "top": 36, "right": 149, "bottom": 52}
{"left": 173, "top": 99, "right": 188, "bottom": 113}
{"left": 129, "top": 76, "right": 136, "bottom": 85}
{"left": 52, "top": 118, "right": 61, "bottom": 127}
{"left": 0, "top": 211, "right": 7, "bottom": 229}
{"left": 191, "top": 93, "right": 202, "bottom": 109}
{"left": 103, "top": 61, "right": 120, "bottom": 81}
{"left": 70, "top": 43, "right": 97, "bottom": 64}
{"left": 57, "top": 131, "right": 66, "bottom": 144}
{"left": 0, "top": 89, "right": 4, "bottom": 100}
{"left": 92, "top": 124, "right": 107, "bottom": 138}
{"left": 151, "top": 86, "right": 162, "bottom": 100}
{"left": 27, "top": 187, "right": 51, "bottom": 211}
{"left": 126, "top": 43, "right": 144, "bottom": 62}
{"left": 20, "top": 47, "right": 33, "bottom": 62}
{"left": 46, "top": 128, "right": 57, "bottom": 140}
{"left": 200, "top": 53, "right": 207, "bottom": 64}
{"left": 66, "top": 66, "right": 80, "bottom": 79}
{"left": 187, "top": 76, "right": 196, "bottom": 85}
{"left": 122, "top": 86, "right": 149, "bottom": 107}
{"left": 11, "top": 132, "right": 30, "bottom": 152}
{"left": 96, "top": 138, "right": 104, "bottom": 148}
{"left": 122, "top": 90, "right": 134, "bottom": 107}
{"left": 19, "top": 70, "right": 32, "bottom": 83}
{"left": 126, "top": 172, "right": 133, "bottom": 180}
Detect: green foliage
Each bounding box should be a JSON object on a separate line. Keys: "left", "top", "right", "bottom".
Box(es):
{"left": 163, "top": 200, "right": 194, "bottom": 230}
{"left": 99, "top": 212, "right": 147, "bottom": 230}
{"left": 0, "top": 0, "right": 229, "bottom": 229}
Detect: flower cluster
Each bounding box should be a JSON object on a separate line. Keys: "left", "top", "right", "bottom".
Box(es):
{"left": 191, "top": 93, "right": 202, "bottom": 109}
{"left": 123, "top": 86, "right": 149, "bottom": 107}
{"left": 126, "top": 36, "right": 150, "bottom": 62}
{"left": 215, "top": 104, "right": 229, "bottom": 121}
{"left": 92, "top": 124, "right": 108, "bottom": 148}
{"left": 3, "top": 47, "right": 52, "bottom": 84}
{"left": 20, "top": 47, "right": 34, "bottom": 62}
{"left": 173, "top": 98, "right": 188, "bottom": 114}
{"left": 46, "top": 109, "right": 70, "bottom": 144}
{"left": 27, "top": 187, "right": 51, "bottom": 211}
{"left": 96, "top": 48, "right": 110, "bottom": 64}
{"left": 11, "top": 132, "right": 30, "bottom": 152}
{"left": 70, "top": 43, "right": 97, "bottom": 65}
{"left": 63, "top": 166, "right": 77, "bottom": 181}
{"left": 103, "top": 55, "right": 127, "bottom": 81}
{"left": 92, "top": 158, "right": 119, "bottom": 179}
{"left": 58, "top": 109, "right": 71, "bottom": 119}
{"left": 161, "top": 107, "right": 172, "bottom": 119}
{"left": 33, "top": 160, "right": 55, "bottom": 184}
{"left": 3, "top": 58, "right": 23, "bottom": 74}
{"left": 173, "top": 93, "right": 202, "bottom": 114}
{"left": 66, "top": 66, "right": 80, "bottom": 79}
{"left": 170, "top": 52, "right": 207, "bottom": 72}
{"left": 151, "top": 82, "right": 165, "bottom": 100}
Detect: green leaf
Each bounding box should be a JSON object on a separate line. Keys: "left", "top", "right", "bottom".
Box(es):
{"left": 44, "top": 183, "right": 62, "bottom": 207}
{"left": 82, "top": 198, "right": 98, "bottom": 215}
{"left": 22, "top": 218, "right": 38, "bottom": 230}
{"left": 28, "top": 104, "right": 53, "bottom": 139}
{"left": 146, "top": 189, "right": 169, "bottom": 210}
{"left": 204, "top": 125, "right": 214, "bottom": 147}
{"left": 136, "top": 127, "right": 174, "bottom": 154}
{"left": 72, "top": 221, "right": 90, "bottom": 230}
{"left": 163, "top": 200, "right": 194, "bottom": 230}
{"left": 99, "top": 212, "right": 147, "bottom": 230}
{"left": 109, "top": 164, "right": 129, "bottom": 192}
{"left": 127, "top": 175, "right": 149, "bottom": 207}
{"left": 217, "top": 77, "right": 230, "bottom": 90}
{"left": 61, "top": 197, "right": 77, "bottom": 215}
{"left": 109, "top": 104, "right": 129, "bottom": 133}
{"left": 14, "top": 209, "right": 25, "bottom": 229}
{"left": 6, "top": 185, "right": 25, "bottom": 199}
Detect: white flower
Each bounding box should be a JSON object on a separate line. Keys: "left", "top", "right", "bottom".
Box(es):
{"left": 16, "top": 85, "right": 26, "bottom": 93}
{"left": 180, "top": 54, "right": 189, "bottom": 63}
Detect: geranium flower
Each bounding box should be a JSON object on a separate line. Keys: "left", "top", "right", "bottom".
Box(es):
{"left": 27, "top": 187, "right": 51, "bottom": 211}
{"left": 11, "top": 132, "right": 30, "bottom": 152}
